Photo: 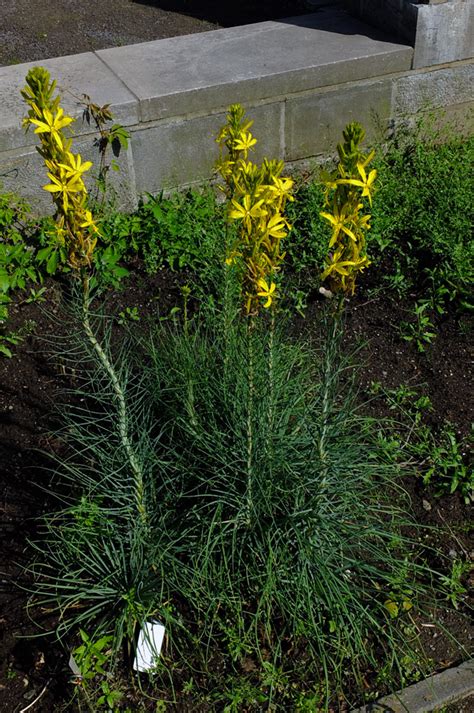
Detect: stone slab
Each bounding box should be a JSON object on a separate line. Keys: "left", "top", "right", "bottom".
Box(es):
{"left": 97, "top": 8, "right": 412, "bottom": 123}
{"left": 393, "top": 63, "right": 474, "bottom": 116}
{"left": 131, "top": 102, "right": 283, "bottom": 194}
{"left": 0, "top": 53, "right": 139, "bottom": 154}
{"left": 356, "top": 659, "right": 474, "bottom": 712}
{"left": 285, "top": 79, "right": 392, "bottom": 160}
{"left": 391, "top": 100, "right": 474, "bottom": 140}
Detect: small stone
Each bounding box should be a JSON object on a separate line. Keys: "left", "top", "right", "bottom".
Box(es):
{"left": 422, "top": 499, "right": 432, "bottom": 511}
{"left": 23, "top": 687, "right": 38, "bottom": 700}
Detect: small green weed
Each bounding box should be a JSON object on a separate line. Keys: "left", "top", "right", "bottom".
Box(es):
{"left": 117, "top": 306, "right": 140, "bottom": 325}
{"left": 0, "top": 331, "right": 23, "bottom": 358}
{"left": 400, "top": 302, "right": 437, "bottom": 352}
{"left": 72, "top": 630, "right": 123, "bottom": 711}
{"left": 422, "top": 425, "right": 473, "bottom": 503}
{"left": 80, "top": 94, "right": 130, "bottom": 201}
{"left": 73, "top": 629, "right": 113, "bottom": 681}
{"left": 439, "top": 559, "right": 471, "bottom": 609}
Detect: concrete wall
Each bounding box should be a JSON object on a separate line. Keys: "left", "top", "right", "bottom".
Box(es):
{"left": 0, "top": 5, "right": 472, "bottom": 213}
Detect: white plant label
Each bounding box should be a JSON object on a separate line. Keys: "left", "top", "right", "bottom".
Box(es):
{"left": 133, "top": 620, "right": 166, "bottom": 672}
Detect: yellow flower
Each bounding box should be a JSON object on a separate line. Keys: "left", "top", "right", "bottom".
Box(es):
{"left": 263, "top": 213, "right": 289, "bottom": 240}
{"left": 322, "top": 247, "right": 370, "bottom": 283}
{"left": 256, "top": 278, "right": 276, "bottom": 308}
{"left": 58, "top": 152, "right": 93, "bottom": 179}
{"left": 340, "top": 164, "right": 377, "bottom": 205}
{"left": 240, "top": 161, "right": 261, "bottom": 183}
{"left": 233, "top": 131, "right": 257, "bottom": 157}
{"left": 228, "top": 195, "right": 266, "bottom": 233}
{"left": 320, "top": 207, "right": 357, "bottom": 247}
{"left": 355, "top": 164, "right": 377, "bottom": 205}
{"left": 356, "top": 212, "right": 371, "bottom": 231}
{"left": 270, "top": 176, "right": 294, "bottom": 202}
{"left": 29, "top": 107, "right": 74, "bottom": 150}
{"left": 79, "top": 209, "right": 100, "bottom": 234}
{"left": 215, "top": 158, "right": 235, "bottom": 180}
{"left": 43, "top": 169, "right": 85, "bottom": 211}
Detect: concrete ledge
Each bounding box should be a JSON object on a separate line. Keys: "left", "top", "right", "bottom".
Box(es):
{"left": 356, "top": 659, "right": 474, "bottom": 713}
{"left": 96, "top": 9, "right": 412, "bottom": 123}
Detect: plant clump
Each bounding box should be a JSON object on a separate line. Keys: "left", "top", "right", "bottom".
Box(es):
{"left": 18, "top": 86, "right": 449, "bottom": 711}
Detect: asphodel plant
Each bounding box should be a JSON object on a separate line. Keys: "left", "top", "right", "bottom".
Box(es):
{"left": 216, "top": 104, "right": 294, "bottom": 316}
{"left": 317, "top": 124, "right": 376, "bottom": 489}
{"left": 216, "top": 105, "right": 294, "bottom": 525}
{"left": 22, "top": 68, "right": 148, "bottom": 528}
{"left": 22, "top": 67, "right": 99, "bottom": 271}
{"left": 320, "top": 122, "right": 376, "bottom": 298}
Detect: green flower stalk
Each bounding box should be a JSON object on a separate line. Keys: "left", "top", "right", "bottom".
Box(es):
{"left": 216, "top": 104, "right": 295, "bottom": 523}
{"left": 22, "top": 67, "right": 148, "bottom": 528}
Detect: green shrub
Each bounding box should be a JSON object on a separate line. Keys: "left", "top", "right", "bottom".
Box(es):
{"left": 369, "top": 130, "right": 474, "bottom": 308}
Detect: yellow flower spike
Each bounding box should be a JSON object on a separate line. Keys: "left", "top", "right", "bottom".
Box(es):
{"left": 319, "top": 123, "right": 376, "bottom": 296}
{"left": 215, "top": 103, "right": 293, "bottom": 314}
{"left": 256, "top": 279, "right": 277, "bottom": 308}
{"left": 29, "top": 107, "right": 74, "bottom": 150}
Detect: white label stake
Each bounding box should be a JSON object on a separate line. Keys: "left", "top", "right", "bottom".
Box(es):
{"left": 133, "top": 620, "right": 166, "bottom": 672}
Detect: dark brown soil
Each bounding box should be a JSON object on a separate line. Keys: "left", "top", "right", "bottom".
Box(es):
{"left": 0, "top": 0, "right": 306, "bottom": 67}
{"left": 0, "top": 267, "right": 472, "bottom": 711}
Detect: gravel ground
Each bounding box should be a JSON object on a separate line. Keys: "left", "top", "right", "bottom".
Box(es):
{"left": 0, "top": 0, "right": 304, "bottom": 67}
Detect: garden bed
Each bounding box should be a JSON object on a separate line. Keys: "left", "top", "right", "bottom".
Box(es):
{"left": 0, "top": 264, "right": 472, "bottom": 712}
{"left": 0, "top": 79, "right": 472, "bottom": 711}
